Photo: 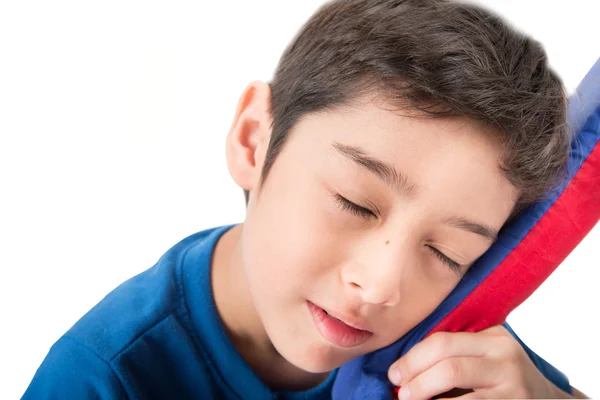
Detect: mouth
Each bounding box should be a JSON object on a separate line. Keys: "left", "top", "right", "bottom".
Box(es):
{"left": 307, "top": 301, "right": 373, "bottom": 348}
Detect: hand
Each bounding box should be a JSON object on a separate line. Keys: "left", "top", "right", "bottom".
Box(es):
{"left": 387, "top": 325, "right": 571, "bottom": 399}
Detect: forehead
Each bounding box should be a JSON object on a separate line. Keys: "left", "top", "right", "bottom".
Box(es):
{"left": 288, "top": 100, "right": 505, "bottom": 169}
{"left": 324, "top": 100, "right": 499, "bottom": 149}
{"left": 277, "top": 100, "right": 517, "bottom": 226}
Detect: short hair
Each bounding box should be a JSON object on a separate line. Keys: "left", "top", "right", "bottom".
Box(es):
{"left": 247, "top": 0, "right": 569, "bottom": 215}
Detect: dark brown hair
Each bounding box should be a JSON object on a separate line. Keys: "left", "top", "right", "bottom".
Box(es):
{"left": 247, "top": 0, "right": 569, "bottom": 216}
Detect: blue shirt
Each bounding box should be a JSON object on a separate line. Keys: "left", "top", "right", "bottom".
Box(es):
{"left": 23, "top": 226, "right": 336, "bottom": 400}
{"left": 24, "top": 225, "right": 570, "bottom": 399}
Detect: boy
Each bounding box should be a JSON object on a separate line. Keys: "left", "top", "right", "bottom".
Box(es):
{"left": 24, "top": 0, "right": 587, "bottom": 398}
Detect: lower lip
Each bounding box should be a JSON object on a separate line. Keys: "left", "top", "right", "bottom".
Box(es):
{"left": 307, "top": 301, "right": 373, "bottom": 348}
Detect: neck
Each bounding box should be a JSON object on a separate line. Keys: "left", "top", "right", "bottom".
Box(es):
{"left": 211, "top": 224, "right": 330, "bottom": 392}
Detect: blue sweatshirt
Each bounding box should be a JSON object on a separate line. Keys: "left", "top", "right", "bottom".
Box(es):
{"left": 23, "top": 226, "right": 335, "bottom": 400}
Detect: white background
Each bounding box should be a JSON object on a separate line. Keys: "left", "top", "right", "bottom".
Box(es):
{"left": 1, "top": 1, "right": 598, "bottom": 398}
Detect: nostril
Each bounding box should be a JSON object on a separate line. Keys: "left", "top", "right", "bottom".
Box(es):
{"left": 349, "top": 282, "right": 361, "bottom": 289}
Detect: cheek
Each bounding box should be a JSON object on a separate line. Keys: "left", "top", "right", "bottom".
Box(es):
{"left": 242, "top": 188, "right": 342, "bottom": 301}
{"left": 371, "top": 274, "right": 460, "bottom": 348}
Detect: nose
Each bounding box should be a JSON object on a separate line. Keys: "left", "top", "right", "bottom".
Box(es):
{"left": 340, "top": 251, "right": 404, "bottom": 307}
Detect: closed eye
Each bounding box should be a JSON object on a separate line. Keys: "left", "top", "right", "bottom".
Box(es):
{"left": 426, "top": 245, "right": 462, "bottom": 274}
{"left": 333, "top": 194, "right": 376, "bottom": 219}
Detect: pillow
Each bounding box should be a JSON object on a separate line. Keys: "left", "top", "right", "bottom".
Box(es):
{"left": 332, "top": 57, "right": 600, "bottom": 400}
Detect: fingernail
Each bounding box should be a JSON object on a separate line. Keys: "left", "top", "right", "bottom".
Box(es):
{"left": 389, "top": 369, "right": 402, "bottom": 385}
{"left": 399, "top": 386, "right": 410, "bottom": 400}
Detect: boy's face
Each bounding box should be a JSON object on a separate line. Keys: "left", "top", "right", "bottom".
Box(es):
{"left": 228, "top": 84, "right": 517, "bottom": 373}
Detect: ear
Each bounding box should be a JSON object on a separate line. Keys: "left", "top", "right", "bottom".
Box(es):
{"left": 225, "top": 81, "right": 272, "bottom": 193}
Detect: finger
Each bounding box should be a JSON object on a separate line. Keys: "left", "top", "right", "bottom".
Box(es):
{"left": 389, "top": 329, "right": 503, "bottom": 385}
{"left": 480, "top": 324, "right": 510, "bottom": 337}
{"left": 435, "top": 389, "right": 480, "bottom": 400}
{"left": 435, "top": 387, "right": 499, "bottom": 400}
{"left": 397, "top": 356, "right": 500, "bottom": 400}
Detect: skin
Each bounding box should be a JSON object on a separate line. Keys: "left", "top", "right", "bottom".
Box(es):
{"left": 212, "top": 81, "right": 584, "bottom": 398}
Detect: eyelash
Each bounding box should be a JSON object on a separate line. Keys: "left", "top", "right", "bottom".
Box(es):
{"left": 334, "top": 194, "right": 462, "bottom": 274}
{"left": 427, "top": 245, "right": 462, "bottom": 274}
{"left": 334, "top": 194, "right": 376, "bottom": 219}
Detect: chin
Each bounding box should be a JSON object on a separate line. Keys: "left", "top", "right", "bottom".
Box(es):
{"left": 273, "top": 336, "right": 354, "bottom": 374}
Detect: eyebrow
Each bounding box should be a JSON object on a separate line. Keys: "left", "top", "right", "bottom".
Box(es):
{"left": 332, "top": 142, "right": 499, "bottom": 242}
{"left": 332, "top": 142, "right": 418, "bottom": 198}
{"left": 443, "top": 216, "right": 499, "bottom": 242}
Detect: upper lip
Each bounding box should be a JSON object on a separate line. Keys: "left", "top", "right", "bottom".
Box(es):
{"left": 320, "top": 305, "right": 373, "bottom": 333}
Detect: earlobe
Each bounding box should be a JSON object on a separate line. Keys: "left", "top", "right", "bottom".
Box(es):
{"left": 225, "top": 81, "right": 272, "bottom": 193}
